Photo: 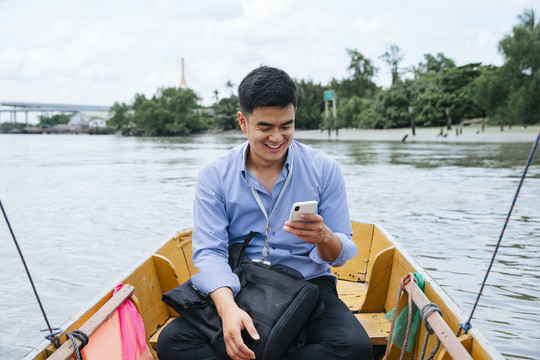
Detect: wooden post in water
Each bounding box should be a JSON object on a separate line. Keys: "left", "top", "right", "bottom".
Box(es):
{"left": 408, "top": 106, "right": 416, "bottom": 136}
{"left": 445, "top": 107, "right": 452, "bottom": 130}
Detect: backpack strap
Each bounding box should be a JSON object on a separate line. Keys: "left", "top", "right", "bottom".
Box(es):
{"left": 228, "top": 231, "right": 258, "bottom": 271}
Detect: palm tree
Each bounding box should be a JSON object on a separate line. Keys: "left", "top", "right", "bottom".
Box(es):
{"left": 518, "top": 8, "right": 536, "bottom": 29}
{"left": 225, "top": 80, "right": 235, "bottom": 96}
{"left": 379, "top": 44, "right": 405, "bottom": 85}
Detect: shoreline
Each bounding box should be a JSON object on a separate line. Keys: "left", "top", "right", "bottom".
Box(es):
{"left": 2, "top": 125, "right": 538, "bottom": 143}
{"left": 218, "top": 125, "right": 540, "bottom": 144}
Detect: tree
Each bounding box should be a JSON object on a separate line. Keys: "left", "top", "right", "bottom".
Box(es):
{"left": 295, "top": 79, "right": 325, "bottom": 129}
{"left": 438, "top": 63, "right": 484, "bottom": 120}
{"left": 379, "top": 44, "right": 405, "bottom": 85}
{"left": 334, "top": 49, "right": 379, "bottom": 99}
{"left": 413, "top": 53, "right": 456, "bottom": 77}
{"left": 0, "top": 122, "right": 25, "bottom": 133}
{"left": 225, "top": 80, "right": 235, "bottom": 96}
{"left": 518, "top": 8, "right": 536, "bottom": 29}
{"left": 108, "top": 102, "right": 133, "bottom": 133}
{"left": 213, "top": 94, "right": 240, "bottom": 130}
{"left": 347, "top": 48, "right": 377, "bottom": 81}
{"left": 477, "top": 8, "right": 540, "bottom": 126}
{"left": 369, "top": 80, "right": 412, "bottom": 128}
{"left": 475, "top": 65, "right": 506, "bottom": 118}
{"left": 121, "top": 87, "right": 209, "bottom": 136}
{"left": 37, "top": 113, "right": 72, "bottom": 127}
{"left": 338, "top": 96, "right": 378, "bottom": 129}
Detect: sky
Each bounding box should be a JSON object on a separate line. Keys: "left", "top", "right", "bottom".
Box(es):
{"left": 0, "top": 0, "right": 538, "bottom": 122}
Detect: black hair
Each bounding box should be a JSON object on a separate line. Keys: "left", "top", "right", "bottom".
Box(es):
{"left": 237, "top": 66, "right": 298, "bottom": 115}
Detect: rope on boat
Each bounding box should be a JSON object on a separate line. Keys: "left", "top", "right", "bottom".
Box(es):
{"left": 383, "top": 273, "right": 417, "bottom": 360}
{"left": 65, "top": 329, "right": 89, "bottom": 360}
{"left": 42, "top": 327, "right": 63, "bottom": 345}
{"left": 0, "top": 199, "right": 61, "bottom": 347}
{"left": 458, "top": 130, "right": 540, "bottom": 336}
{"left": 419, "top": 303, "right": 442, "bottom": 360}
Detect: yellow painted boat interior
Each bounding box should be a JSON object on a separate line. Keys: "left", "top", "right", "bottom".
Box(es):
{"left": 29, "top": 222, "right": 502, "bottom": 360}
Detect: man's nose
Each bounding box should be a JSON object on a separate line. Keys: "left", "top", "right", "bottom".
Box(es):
{"left": 268, "top": 128, "right": 283, "bottom": 142}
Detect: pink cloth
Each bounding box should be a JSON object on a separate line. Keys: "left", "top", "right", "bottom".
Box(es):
{"left": 114, "top": 284, "right": 149, "bottom": 360}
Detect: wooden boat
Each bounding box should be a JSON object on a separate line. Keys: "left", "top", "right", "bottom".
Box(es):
{"left": 26, "top": 222, "right": 503, "bottom": 360}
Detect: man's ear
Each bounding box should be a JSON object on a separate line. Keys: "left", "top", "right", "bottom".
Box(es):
{"left": 237, "top": 111, "right": 247, "bottom": 134}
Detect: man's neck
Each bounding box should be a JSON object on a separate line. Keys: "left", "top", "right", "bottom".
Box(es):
{"left": 246, "top": 148, "right": 288, "bottom": 193}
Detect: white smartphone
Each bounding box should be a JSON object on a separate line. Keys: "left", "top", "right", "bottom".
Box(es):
{"left": 288, "top": 201, "right": 318, "bottom": 222}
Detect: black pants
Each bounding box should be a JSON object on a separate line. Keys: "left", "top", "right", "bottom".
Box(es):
{"left": 157, "top": 276, "right": 373, "bottom": 360}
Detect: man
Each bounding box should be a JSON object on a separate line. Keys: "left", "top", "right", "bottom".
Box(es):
{"left": 158, "top": 66, "right": 373, "bottom": 360}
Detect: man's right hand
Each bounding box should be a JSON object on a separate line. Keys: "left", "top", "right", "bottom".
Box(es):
{"left": 210, "top": 287, "right": 260, "bottom": 360}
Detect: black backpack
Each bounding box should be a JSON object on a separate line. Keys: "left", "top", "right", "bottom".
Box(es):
{"left": 162, "top": 231, "right": 323, "bottom": 360}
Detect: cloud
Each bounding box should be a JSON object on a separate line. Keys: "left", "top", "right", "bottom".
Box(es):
{"left": 351, "top": 16, "right": 389, "bottom": 35}
{"left": 0, "top": 49, "right": 24, "bottom": 77}
{"left": 1, "top": 0, "right": 539, "bottom": 110}
{"left": 36, "top": 19, "right": 77, "bottom": 45}
{"left": 462, "top": 31, "right": 505, "bottom": 66}
{"left": 467, "top": 30, "right": 501, "bottom": 50}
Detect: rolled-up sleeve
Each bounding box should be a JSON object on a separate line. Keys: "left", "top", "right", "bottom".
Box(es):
{"left": 191, "top": 165, "right": 241, "bottom": 295}
{"left": 309, "top": 232, "right": 357, "bottom": 267}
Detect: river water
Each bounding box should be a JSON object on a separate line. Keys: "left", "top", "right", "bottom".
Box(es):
{"left": 0, "top": 132, "right": 539, "bottom": 359}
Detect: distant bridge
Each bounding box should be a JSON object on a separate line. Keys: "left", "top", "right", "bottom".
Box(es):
{"left": 0, "top": 102, "right": 111, "bottom": 123}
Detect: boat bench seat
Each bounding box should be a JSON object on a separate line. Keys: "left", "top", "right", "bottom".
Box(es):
{"left": 148, "top": 312, "right": 390, "bottom": 350}
{"left": 337, "top": 279, "right": 391, "bottom": 346}
{"left": 149, "top": 317, "right": 175, "bottom": 350}
{"left": 148, "top": 280, "right": 391, "bottom": 350}
{"left": 148, "top": 226, "right": 394, "bottom": 350}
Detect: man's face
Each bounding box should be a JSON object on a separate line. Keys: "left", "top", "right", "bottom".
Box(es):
{"left": 237, "top": 104, "right": 295, "bottom": 169}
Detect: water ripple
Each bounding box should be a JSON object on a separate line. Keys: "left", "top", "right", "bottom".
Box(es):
{"left": 1, "top": 134, "right": 538, "bottom": 359}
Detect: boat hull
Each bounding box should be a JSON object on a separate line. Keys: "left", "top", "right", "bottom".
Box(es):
{"left": 26, "top": 222, "right": 503, "bottom": 360}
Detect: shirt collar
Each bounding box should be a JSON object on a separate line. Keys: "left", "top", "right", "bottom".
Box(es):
{"left": 241, "top": 141, "right": 294, "bottom": 178}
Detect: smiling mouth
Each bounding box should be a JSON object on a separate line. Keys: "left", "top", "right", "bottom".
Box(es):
{"left": 265, "top": 144, "right": 282, "bottom": 149}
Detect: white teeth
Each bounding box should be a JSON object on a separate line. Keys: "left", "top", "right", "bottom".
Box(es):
{"left": 267, "top": 144, "right": 280, "bottom": 149}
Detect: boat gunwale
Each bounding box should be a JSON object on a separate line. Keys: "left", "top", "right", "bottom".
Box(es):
{"left": 375, "top": 224, "right": 504, "bottom": 360}
{"left": 23, "top": 230, "right": 189, "bottom": 360}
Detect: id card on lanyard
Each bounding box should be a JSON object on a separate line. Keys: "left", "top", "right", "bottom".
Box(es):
{"left": 250, "top": 144, "right": 295, "bottom": 264}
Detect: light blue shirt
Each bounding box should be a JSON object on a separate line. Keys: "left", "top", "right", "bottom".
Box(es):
{"left": 191, "top": 140, "right": 356, "bottom": 295}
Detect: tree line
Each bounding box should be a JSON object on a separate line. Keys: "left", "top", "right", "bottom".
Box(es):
{"left": 107, "top": 8, "right": 539, "bottom": 136}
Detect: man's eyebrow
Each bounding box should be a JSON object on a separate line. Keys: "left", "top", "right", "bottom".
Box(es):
{"left": 256, "top": 119, "right": 294, "bottom": 127}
